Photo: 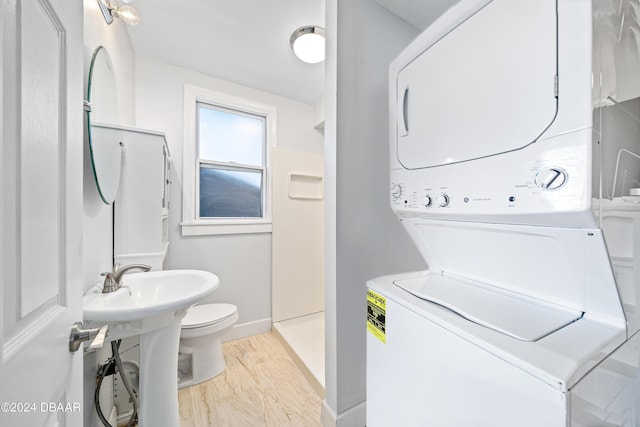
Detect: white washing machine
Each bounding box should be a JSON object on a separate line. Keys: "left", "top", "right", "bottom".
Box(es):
{"left": 367, "top": 0, "right": 640, "bottom": 425}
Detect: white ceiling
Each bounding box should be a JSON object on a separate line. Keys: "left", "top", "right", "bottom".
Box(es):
{"left": 125, "top": 0, "right": 459, "bottom": 106}
{"left": 127, "top": 0, "right": 325, "bottom": 105}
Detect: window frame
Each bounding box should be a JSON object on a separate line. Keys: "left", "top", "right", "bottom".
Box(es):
{"left": 196, "top": 102, "right": 266, "bottom": 220}
{"left": 181, "top": 84, "right": 276, "bottom": 236}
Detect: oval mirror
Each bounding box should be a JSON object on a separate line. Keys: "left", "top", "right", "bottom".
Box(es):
{"left": 87, "top": 46, "right": 123, "bottom": 204}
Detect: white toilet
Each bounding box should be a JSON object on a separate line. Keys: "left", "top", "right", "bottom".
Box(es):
{"left": 177, "top": 303, "right": 239, "bottom": 389}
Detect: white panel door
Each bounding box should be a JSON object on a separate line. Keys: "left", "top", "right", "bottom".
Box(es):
{"left": 1, "top": 1, "right": 83, "bottom": 426}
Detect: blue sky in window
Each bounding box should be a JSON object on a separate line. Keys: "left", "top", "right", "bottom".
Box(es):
{"left": 198, "top": 106, "right": 264, "bottom": 166}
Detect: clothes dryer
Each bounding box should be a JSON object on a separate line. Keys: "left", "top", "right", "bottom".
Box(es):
{"left": 368, "top": 1, "right": 640, "bottom": 425}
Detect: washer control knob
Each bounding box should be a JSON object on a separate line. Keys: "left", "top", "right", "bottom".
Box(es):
{"left": 423, "top": 195, "right": 433, "bottom": 208}
{"left": 391, "top": 184, "right": 403, "bottom": 199}
{"left": 437, "top": 194, "right": 450, "bottom": 207}
{"left": 535, "top": 168, "right": 567, "bottom": 190}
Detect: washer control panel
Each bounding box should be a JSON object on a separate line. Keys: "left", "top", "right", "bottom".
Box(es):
{"left": 392, "top": 185, "right": 456, "bottom": 210}
{"left": 390, "top": 155, "right": 586, "bottom": 217}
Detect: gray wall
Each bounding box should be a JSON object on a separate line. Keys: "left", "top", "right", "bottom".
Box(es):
{"left": 325, "top": 0, "right": 427, "bottom": 422}
{"left": 134, "top": 56, "right": 323, "bottom": 325}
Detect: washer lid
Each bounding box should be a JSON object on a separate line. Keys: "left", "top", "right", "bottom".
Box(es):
{"left": 394, "top": 273, "right": 583, "bottom": 342}
{"left": 182, "top": 303, "right": 237, "bottom": 328}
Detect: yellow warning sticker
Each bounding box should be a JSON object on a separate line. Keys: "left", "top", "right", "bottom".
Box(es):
{"left": 367, "top": 289, "right": 386, "bottom": 343}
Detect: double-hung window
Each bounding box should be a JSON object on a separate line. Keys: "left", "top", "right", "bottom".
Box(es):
{"left": 182, "top": 85, "right": 276, "bottom": 236}
{"left": 197, "top": 102, "right": 265, "bottom": 218}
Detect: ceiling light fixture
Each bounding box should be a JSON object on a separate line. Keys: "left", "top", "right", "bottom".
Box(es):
{"left": 96, "top": 0, "right": 141, "bottom": 26}
{"left": 290, "top": 26, "right": 325, "bottom": 64}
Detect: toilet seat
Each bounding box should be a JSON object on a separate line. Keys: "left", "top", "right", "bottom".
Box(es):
{"left": 182, "top": 303, "right": 237, "bottom": 329}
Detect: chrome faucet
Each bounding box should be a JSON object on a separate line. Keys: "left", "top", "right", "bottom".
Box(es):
{"left": 101, "top": 263, "right": 151, "bottom": 293}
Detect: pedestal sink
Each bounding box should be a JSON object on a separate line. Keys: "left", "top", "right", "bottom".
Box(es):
{"left": 83, "top": 269, "right": 220, "bottom": 427}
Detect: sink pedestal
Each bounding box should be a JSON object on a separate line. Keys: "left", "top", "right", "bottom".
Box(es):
{"left": 138, "top": 317, "right": 181, "bottom": 427}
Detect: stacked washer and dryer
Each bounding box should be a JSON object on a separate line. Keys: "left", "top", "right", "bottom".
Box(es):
{"left": 367, "top": 0, "right": 640, "bottom": 425}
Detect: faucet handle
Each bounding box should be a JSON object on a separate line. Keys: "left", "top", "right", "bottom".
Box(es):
{"left": 101, "top": 263, "right": 121, "bottom": 277}
{"left": 101, "top": 272, "right": 118, "bottom": 293}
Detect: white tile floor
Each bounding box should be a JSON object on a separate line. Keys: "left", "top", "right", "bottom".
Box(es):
{"left": 273, "top": 311, "right": 325, "bottom": 393}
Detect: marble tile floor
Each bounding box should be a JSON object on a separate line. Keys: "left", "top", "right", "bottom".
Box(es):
{"left": 178, "top": 332, "right": 322, "bottom": 427}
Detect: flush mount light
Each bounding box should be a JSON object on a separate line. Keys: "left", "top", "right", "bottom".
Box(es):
{"left": 290, "top": 26, "right": 325, "bottom": 64}
{"left": 96, "top": 0, "right": 140, "bottom": 26}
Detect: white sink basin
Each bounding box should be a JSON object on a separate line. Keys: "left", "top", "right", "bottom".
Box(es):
{"left": 83, "top": 269, "right": 219, "bottom": 322}
{"left": 82, "top": 269, "right": 219, "bottom": 427}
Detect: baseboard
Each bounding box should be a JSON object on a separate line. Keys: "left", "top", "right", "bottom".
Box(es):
{"left": 321, "top": 401, "right": 337, "bottom": 427}
{"left": 222, "top": 317, "right": 272, "bottom": 342}
{"left": 321, "top": 400, "right": 366, "bottom": 427}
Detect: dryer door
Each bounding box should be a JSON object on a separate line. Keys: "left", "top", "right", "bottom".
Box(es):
{"left": 396, "top": 0, "right": 558, "bottom": 170}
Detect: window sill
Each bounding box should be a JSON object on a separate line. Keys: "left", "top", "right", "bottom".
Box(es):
{"left": 180, "top": 220, "right": 273, "bottom": 236}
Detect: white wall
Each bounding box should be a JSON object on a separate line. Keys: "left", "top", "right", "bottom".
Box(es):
{"left": 83, "top": 3, "right": 136, "bottom": 426}
{"left": 82, "top": 0, "right": 136, "bottom": 294}
{"left": 324, "top": 0, "right": 427, "bottom": 424}
{"left": 134, "top": 55, "right": 323, "bottom": 324}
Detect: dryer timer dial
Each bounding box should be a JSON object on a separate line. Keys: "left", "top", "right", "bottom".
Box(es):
{"left": 535, "top": 168, "right": 567, "bottom": 190}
